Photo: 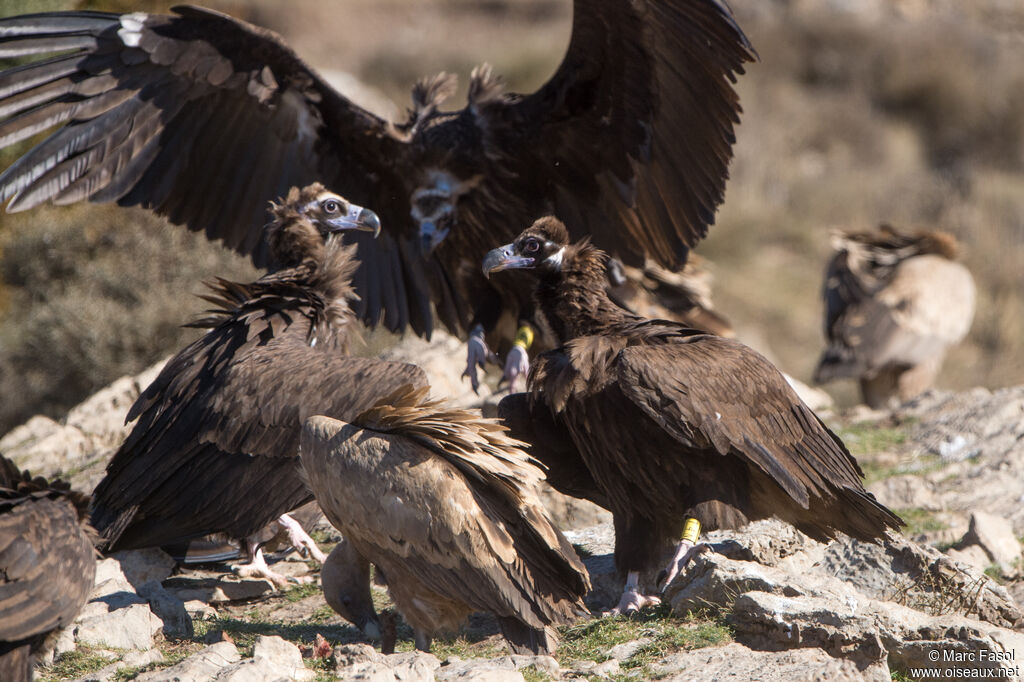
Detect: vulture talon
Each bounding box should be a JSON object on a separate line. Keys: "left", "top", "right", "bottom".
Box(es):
{"left": 660, "top": 540, "right": 706, "bottom": 592}
{"left": 463, "top": 325, "right": 498, "bottom": 394}
{"left": 278, "top": 512, "right": 328, "bottom": 564}
{"left": 499, "top": 345, "right": 530, "bottom": 393}
{"left": 233, "top": 547, "right": 290, "bottom": 590}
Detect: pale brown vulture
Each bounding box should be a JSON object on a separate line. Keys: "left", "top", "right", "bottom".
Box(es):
{"left": 813, "top": 224, "right": 976, "bottom": 408}
{"left": 0, "top": 1, "right": 756, "bottom": 389}
{"left": 300, "top": 385, "right": 590, "bottom": 654}
{"left": 88, "top": 183, "right": 429, "bottom": 586}
{"left": 486, "top": 217, "right": 902, "bottom": 614}
{"left": 0, "top": 456, "right": 96, "bottom": 682}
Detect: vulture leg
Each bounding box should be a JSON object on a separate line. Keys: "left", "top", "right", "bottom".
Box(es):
{"left": 277, "top": 512, "right": 327, "bottom": 563}
{"left": 660, "top": 539, "right": 712, "bottom": 590}
{"left": 413, "top": 629, "right": 432, "bottom": 653}
{"left": 604, "top": 571, "right": 661, "bottom": 617}
{"left": 498, "top": 325, "right": 533, "bottom": 393}
{"left": 233, "top": 542, "right": 292, "bottom": 589}
{"left": 462, "top": 324, "right": 499, "bottom": 393}
{"left": 379, "top": 610, "right": 398, "bottom": 655}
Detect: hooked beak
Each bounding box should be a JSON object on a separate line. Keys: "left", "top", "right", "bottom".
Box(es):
{"left": 482, "top": 243, "right": 534, "bottom": 278}
{"left": 327, "top": 203, "right": 381, "bottom": 237}
{"left": 420, "top": 220, "right": 450, "bottom": 253}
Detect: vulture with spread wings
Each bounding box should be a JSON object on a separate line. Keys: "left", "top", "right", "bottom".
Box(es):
{"left": 487, "top": 218, "right": 902, "bottom": 615}
{"left": 813, "top": 225, "right": 976, "bottom": 408}
{"left": 0, "top": 456, "right": 96, "bottom": 682}
{"left": 0, "top": 0, "right": 755, "bottom": 388}
{"left": 88, "top": 183, "right": 428, "bottom": 586}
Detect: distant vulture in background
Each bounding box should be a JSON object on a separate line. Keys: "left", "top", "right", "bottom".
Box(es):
{"left": 0, "top": 456, "right": 96, "bottom": 682}
{"left": 301, "top": 386, "right": 590, "bottom": 654}
{"left": 0, "top": 0, "right": 756, "bottom": 390}
{"left": 607, "top": 256, "right": 734, "bottom": 338}
{"left": 487, "top": 218, "right": 902, "bottom": 614}
{"left": 813, "top": 225, "right": 976, "bottom": 409}
{"left": 89, "top": 183, "right": 430, "bottom": 586}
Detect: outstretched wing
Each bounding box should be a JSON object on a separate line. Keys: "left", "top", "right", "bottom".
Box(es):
{"left": 478, "top": 0, "right": 757, "bottom": 266}
{"left": 0, "top": 7, "right": 440, "bottom": 335}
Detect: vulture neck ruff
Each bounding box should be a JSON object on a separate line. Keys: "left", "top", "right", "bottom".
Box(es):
{"left": 535, "top": 242, "right": 642, "bottom": 343}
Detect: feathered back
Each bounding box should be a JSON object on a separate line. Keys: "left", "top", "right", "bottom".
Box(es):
{"left": 353, "top": 385, "right": 545, "bottom": 496}
{"left": 0, "top": 457, "right": 91, "bottom": 526}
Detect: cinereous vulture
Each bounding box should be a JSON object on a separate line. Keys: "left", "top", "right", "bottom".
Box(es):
{"left": 0, "top": 0, "right": 756, "bottom": 390}
{"left": 813, "top": 224, "right": 976, "bottom": 408}
{"left": 89, "top": 183, "right": 429, "bottom": 586}
{"left": 486, "top": 217, "right": 903, "bottom": 614}
{"left": 0, "top": 455, "right": 96, "bottom": 682}
{"left": 301, "top": 385, "right": 590, "bottom": 654}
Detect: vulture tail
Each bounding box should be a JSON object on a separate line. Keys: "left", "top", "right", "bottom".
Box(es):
{"left": 496, "top": 618, "right": 557, "bottom": 656}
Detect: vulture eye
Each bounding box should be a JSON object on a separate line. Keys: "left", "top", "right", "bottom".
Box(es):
{"left": 524, "top": 238, "right": 540, "bottom": 253}
{"left": 322, "top": 199, "right": 342, "bottom": 214}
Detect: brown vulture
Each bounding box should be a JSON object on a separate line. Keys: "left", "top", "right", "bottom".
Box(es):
{"left": 88, "top": 183, "right": 428, "bottom": 586}
{"left": 813, "top": 224, "right": 976, "bottom": 409}
{"left": 0, "top": 1, "right": 756, "bottom": 391}
{"left": 0, "top": 455, "right": 96, "bottom": 682}
{"left": 300, "top": 385, "right": 590, "bottom": 654}
{"left": 485, "top": 217, "right": 903, "bottom": 614}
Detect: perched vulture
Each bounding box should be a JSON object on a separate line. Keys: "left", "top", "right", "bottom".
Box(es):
{"left": 88, "top": 183, "right": 429, "bottom": 586}
{"left": 607, "top": 256, "right": 734, "bottom": 338}
{"left": 0, "top": 1, "right": 756, "bottom": 389}
{"left": 813, "top": 225, "right": 976, "bottom": 408}
{"left": 0, "top": 456, "right": 96, "bottom": 682}
{"left": 300, "top": 385, "right": 590, "bottom": 654}
{"left": 486, "top": 218, "right": 902, "bottom": 614}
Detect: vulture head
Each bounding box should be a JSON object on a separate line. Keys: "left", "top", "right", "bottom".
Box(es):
{"left": 482, "top": 216, "right": 571, "bottom": 277}
{"left": 410, "top": 168, "right": 484, "bottom": 253}
{"left": 266, "top": 183, "right": 381, "bottom": 267}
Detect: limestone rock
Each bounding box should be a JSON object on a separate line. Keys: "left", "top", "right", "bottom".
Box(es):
{"left": 217, "top": 635, "right": 315, "bottom": 681}
{"left": 164, "top": 576, "right": 276, "bottom": 604}
{"left": 134, "top": 641, "right": 240, "bottom": 681}
{"left": 650, "top": 642, "right": 891, "bottom": 681}
{"left": 110, "top": 548, "right": 177, "bottom": 587}
{"left": 947, "top": 544, "right": 995, "bottom": 573}
{"left": 75, "top": 603, "right": 164, "bottom": 651}
{"left": 334, "top": 644, "right": 440, "bottom": 681}
{"left": 434, "top": 656, "right": 526, "bottom": 681}
{"left": 961, "top": 511, "right": 1022, "bottom": 576}
{"left": 137, "top": 581, "right": 193, "bottom": 638}
{"left": 868, "top": 474, "right": 942, "bottom": 511}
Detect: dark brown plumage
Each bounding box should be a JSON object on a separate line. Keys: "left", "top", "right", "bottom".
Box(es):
{"left": 814, "top": 224, "right": 976, "bottom": 408}
{"left": 88, "top": 184, "right": 422, "bottom": 581}
{"left": 487, "top": 217, "right": 902, "bottom": 612}
{"left": 0, "top": 456, "right": 96, "bottom": 682}
{"left": 0, "top": 1, "right": 755, "bottom": 385}
{"left": 301, "top": 385, "right": 590, "bottom": 654}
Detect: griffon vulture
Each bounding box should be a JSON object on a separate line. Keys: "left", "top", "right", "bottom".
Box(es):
{"left": 0, "top": 456, "right": 96, "bottom": 682}
{"left": 300, "top": 385, "right": 590, "bottom": 654}
{"left": 813, "top": 224, "right": 976, "bottom": 408}
{"left": 0, "top": 1, "right": 755, "bottom": 390}
{"left": 88, "top": 183, "right": 429, "bottom": 586}
{"left": 486, "top": 217, "right": 902, "bottom": 614}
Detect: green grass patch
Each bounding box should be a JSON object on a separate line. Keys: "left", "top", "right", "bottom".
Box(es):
{"left": 284, "top": 582, "right": 322, "bottom": 603}
{"left": 860, "top": 454, "right": 945, "bottom": 485}
{"left": 894, "top": 507, "right": 949, "bottom": 536}
{"left": 521, "top": 665, "right": 555, "bottom": 682}
{"left": 556, "top": 604, "right": 731, "bottom": 676}
{"left": 835, "top": 423, "right": 908, "bottom": 458}
{"left": 36, "top": 646, "right": 119, "bottom": 681}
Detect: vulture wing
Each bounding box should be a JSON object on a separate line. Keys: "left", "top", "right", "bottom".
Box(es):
{"left": 477, "top": 0, "right": 757, "bottom": 266}
{"left": 0, "top": 460, "right": 95, "bottom": 654}
{"left": 0, "top": 8, "right": 437, "bottom": 335}
{"left": 616, "top": 338, "right": 881, "bottom": 514}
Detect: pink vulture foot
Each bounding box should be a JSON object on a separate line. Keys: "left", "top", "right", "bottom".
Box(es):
{"left": 602, "top": 571, "right": 661, "bottom": 616}
{"left": 499, "top": 344, "right": 529, "bottom": 393}
{"left": 277, "top": 512, "right": 327, "bottom": 564}
{"left": 660, "top": 539, "right": 710, "bottom": 591}
{"left": 233, "top": 546, "right": 294, "bottom": 590}
{"left": 462, "top": 324, "right": 498, "bottom": 394}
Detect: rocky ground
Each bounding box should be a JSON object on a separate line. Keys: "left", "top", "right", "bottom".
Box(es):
{"left": 3, "top": 331, "right": 1023, "bottom": 681}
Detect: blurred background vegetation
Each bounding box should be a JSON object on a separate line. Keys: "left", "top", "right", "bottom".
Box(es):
{"left": 0, "top": 0, "right": 1021, "bottom": 433}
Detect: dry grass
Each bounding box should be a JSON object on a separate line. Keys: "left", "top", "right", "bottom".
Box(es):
{"left": 1, "top": 0, "right": 1022, "bottom": 431}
